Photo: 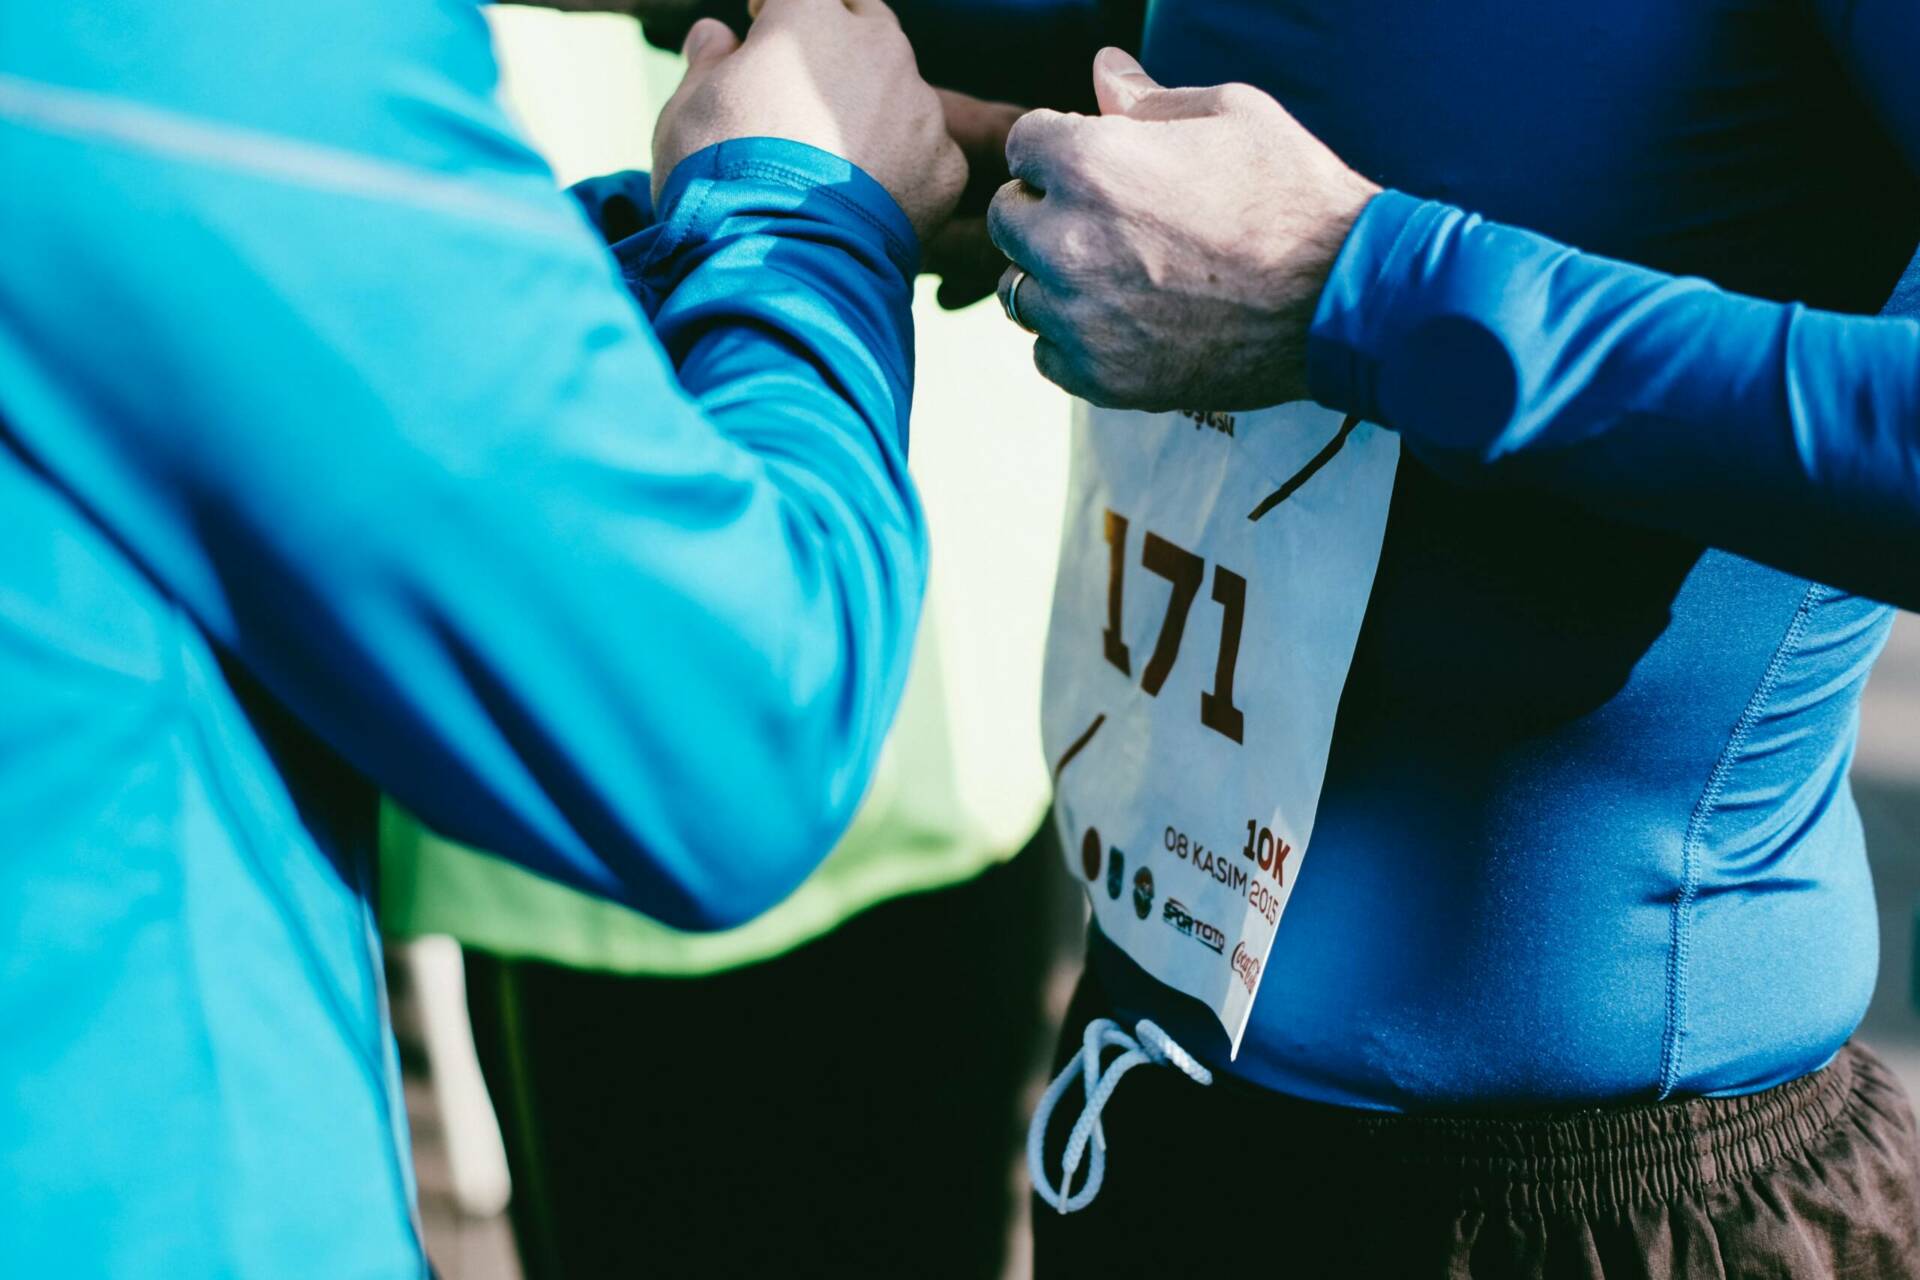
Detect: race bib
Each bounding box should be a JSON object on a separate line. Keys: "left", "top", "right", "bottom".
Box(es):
{"left": 1041, "top": 401, "right": 1398, "bottom": 1052}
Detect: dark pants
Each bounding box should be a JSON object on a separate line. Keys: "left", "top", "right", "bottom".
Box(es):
{"left": 1034, "top": 964, "right": 1920, "bottom": 1279}
{"left": 466, "top": 828, "right": 1067, "bottom": 1280}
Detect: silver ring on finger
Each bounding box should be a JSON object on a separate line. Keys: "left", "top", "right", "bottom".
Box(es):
{"left": 1003, "top": 268, "right": 1037, "bottom": 334}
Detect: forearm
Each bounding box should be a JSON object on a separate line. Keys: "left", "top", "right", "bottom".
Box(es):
{"left": 1309, "top": 193, "right": 1920, "bottom": 607}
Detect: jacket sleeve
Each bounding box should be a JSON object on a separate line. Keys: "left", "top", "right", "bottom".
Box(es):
{"left": 0, "top": 5, "right": 927, "bottom": 930}
{"left": 1307, "top": 193, "right": 1920, "bottom": 609}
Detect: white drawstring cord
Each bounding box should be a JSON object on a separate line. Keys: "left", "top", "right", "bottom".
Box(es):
{"left": 1026, "top": 1017, "right": 1212, "bottom": 1214}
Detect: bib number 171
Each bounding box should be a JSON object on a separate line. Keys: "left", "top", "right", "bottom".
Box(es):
{"left": 1101, "top": 507, "right": 1246, "bottom": 744}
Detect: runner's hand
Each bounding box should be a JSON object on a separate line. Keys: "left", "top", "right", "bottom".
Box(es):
{"left": 987, "top": 49, "right": 1380, "bottom": 410}
{"left": 652, "top": 0, "right": 966, "bottom": 240}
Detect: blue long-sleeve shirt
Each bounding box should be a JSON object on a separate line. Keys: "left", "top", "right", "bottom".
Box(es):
{"left": 897, "top": 0, "right": 1920, "bottom": 1108}
{"left": 1, "top": 4, "right": 925, "bottom": 1273}
{"left": 1312, "top": 194, "right": 1920, "bottom": 610}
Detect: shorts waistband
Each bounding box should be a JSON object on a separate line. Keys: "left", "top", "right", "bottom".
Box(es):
{"left": 1274, "top": 1048, "right": 1862, "bottom": 1215}
{"left": 1198, "top": 1043, "right": 1873, "bottom": 1212}
{"left": 1074, "top": 967, "right": 1869, "bottom": 1217}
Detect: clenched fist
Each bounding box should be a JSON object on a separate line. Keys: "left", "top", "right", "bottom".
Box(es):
{"left": 652, "top": 0, "right": 967, "bottom": 241}
{"left": 989, "top": 49, "right": 1380, "bottom": 410}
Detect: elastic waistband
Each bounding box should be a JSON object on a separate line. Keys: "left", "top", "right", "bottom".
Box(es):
{"left": 1209, "top": 1043, "right": 1868, "bottom": 1217}
{"left": 1071, "top": 962, "right": 1876, "bottom": 1218}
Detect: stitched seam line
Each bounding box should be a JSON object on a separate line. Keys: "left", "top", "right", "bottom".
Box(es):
{"left": 1658, "top": 583, "right": 1826, "bottom": 1098}
{"left": 0, "top": 72, "right": 572, "bottom": 240}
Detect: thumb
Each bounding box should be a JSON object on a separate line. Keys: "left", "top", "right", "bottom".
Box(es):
{"left": 1092, "top": 46, "right": 1213, "bottom": 120}
{"left": 1092, "top": 47, "right": 1164, "bottom": 116}
{"left": 681, "top": 18, "right": 741, "bottom": 72}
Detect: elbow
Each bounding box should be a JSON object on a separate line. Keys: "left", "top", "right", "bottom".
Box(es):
{"left": 598, "top": 494, "right": 926, "bottom": 932}
{"left": 643, "top": 618, "right": 917, "bottom": 931}
{"left": 620, "top": 741, "right": 865, "bottom": 934}
{"left": 1379, "top": 314, "right": 1523, "bottom": 464}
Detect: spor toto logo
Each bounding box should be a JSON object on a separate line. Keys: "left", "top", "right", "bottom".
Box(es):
{"left": 1132, "top": 867, "right": 1155, "bottom": 920}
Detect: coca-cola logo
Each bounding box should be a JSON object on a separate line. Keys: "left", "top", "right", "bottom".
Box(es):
{"left": 1230, "top": 941, "right": 1262, "bottom": 995}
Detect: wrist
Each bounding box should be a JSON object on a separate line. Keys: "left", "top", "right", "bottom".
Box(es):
{"left": 1304, "top": 189, "right": 1455, "bottom": 421}
{"left": 1294, "top": 173, "right": 1382, "bottom": 321}
{"left": 1251, "top": 171, "right": 1381, "bottom": 404}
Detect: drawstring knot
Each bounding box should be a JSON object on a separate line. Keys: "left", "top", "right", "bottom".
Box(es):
{"left": 1025, "top": 1017, "right": 1212, "bottom": 1214}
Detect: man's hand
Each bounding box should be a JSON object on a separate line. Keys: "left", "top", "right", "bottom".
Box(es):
{"left": 924, "top": 89, "right": 1027, "bottom": 308}
{"left": 987, "top": 49, "right": 1380, "bottom": 410}
{"left": 652, "top": 0, "right": 966, "bottom": 240}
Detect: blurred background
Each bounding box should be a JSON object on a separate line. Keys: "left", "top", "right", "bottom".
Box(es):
{"left": 386, "top": 8, "right": 1920, "bottom": 1278}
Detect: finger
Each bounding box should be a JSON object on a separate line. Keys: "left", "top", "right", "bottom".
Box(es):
{"left": 1032, "top": 336, "right": 1104, "bottom": 403}
{"left": 751, "top": 0, "right": 855, "bottom": 24}
{"left": 997, "top": 263, "right": 1063, "bottom": 338}
{"left": 1003, "top": 109, "right": 1082, "bottom": 192}
{"left": 1091, "top": 47, "right": 1161, "bottom": 116}
{"left": 936, "top": 275, "right": 998, "bottom": 310}
{"left": 985, "top": 179, "right": 1048, "bottom": 272}
{"left": 1091, "top": 46, "right": 1217, "bottom": 121}
{"left": 748, "top": 0, "right": 810, "bottom": 22}
{"left": 925, "top": 217, "right": 1010, "bottom": 282}
{"left": 938, "top": 90, "right": 1026, "bottom": 155}
{"left": 681, "top": 17, "right": 740, "bottom": 68}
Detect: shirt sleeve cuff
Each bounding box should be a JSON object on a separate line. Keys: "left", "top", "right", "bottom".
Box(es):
{"left": 644, "top": 137, "right": 921, "bottom": 281}
{"left": 1305, "top": 189, "right": 1463, "bottom": 425}
{"left": 566, "top": 170, "right": 657, "bottom": 244}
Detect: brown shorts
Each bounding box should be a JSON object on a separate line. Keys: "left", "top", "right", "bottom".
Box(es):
{"left": 1032, "top": 970, "right": 1920, "bottom": 1279}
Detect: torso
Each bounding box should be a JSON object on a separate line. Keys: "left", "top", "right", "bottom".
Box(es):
{"left": 1091, "top": 0, "right": 1913, "bottom": 1107}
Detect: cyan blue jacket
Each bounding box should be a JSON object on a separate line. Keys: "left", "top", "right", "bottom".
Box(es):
{"left": 893, "top": 0, "right": 1920, "bottom": 1109}
{"left": 1, "top": 4, "right": 924, "bottom": 1274}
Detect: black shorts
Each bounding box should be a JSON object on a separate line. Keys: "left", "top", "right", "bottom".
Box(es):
{"left": 1033, "top": 966, "right": 1920, "bottom": 1279}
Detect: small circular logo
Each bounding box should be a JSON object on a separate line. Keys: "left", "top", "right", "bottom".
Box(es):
{"left": 1132, "top": 867, "right": 1155, "bottom": 920}
{"left": 1105, "top": 848, "right": 1126, "bottom": 900}
{"left": 1081, "top": 827, "right": 1103, "bottom": 881}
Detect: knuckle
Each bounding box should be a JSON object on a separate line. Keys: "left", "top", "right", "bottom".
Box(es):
{"left": 1066, "top": 126, "right": 1129, "bottom": 188}
{"left": 985, "top": 184, "right": 1025, "bottom": 245}
{"left": 936, "top": 143, "right": 967, "bottom": 195}
{"left": 1215, "top": 82, "right": 1270, "bottom": 113}
{"left": 1052, "top": 221, "right": 1089, "bottom": 271}
{"left": 1006, "top": 109, "right": 1062, "bottom": 157}
{"left": 1051, "top": 219, "right": 1106, "bottom": 277}
{"left": 1033, "top": 339, "right": 1066, "bottom": 387}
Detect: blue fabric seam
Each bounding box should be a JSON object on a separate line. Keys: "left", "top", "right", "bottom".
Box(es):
{"left": 645, "top": 172, "right": 714, "bottom": 269}
{"left": 0, "top": 73, "right": 573, "bottom": 242}
{"left": 1657, "top": 582, "right": 1826, "bottom": 1099}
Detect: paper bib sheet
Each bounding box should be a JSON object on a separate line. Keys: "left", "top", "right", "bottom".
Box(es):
{"left": 1041, "top": 401, "right": 1398, "bottom": 1052}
